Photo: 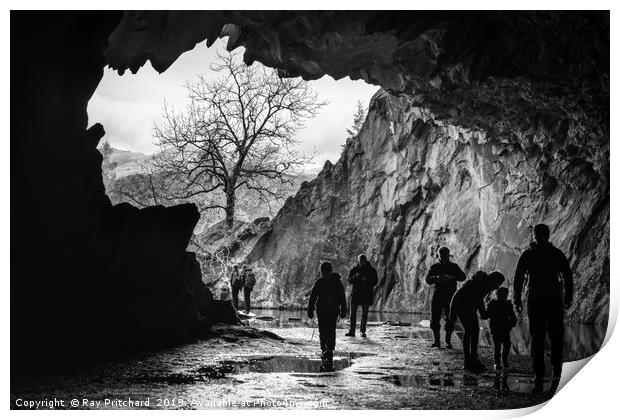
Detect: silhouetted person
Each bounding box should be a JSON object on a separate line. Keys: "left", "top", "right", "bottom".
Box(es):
{"left": 308, "top": 261, "right": 347, "bottom": 372}
{"left": 487, "top": 287, "right": 517, "bottom": 371}
{"left": 513, "top": 224, "right": 573, "bottom": 393}
{"left": 242, "top": 266, "right": 257, "bottom": 314}
{"left": 425, "top": 247, "right": 466, "bottom": 348}
{"left": 345, "top": 254, "right": 378, "bottom": 338}
{"left": 449, "top": 271, "right": 505, "bottom": 372}
{"left": 230, "top": 265, "right": 243, "bottom": 310}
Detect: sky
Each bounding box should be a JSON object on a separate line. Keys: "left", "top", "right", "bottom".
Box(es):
{"left": 87, "top": 40, "right": 379, "bottom": 172}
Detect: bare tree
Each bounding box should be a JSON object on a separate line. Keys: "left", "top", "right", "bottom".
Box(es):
{"left": 150, "top": 51, "right": 326, "bottom": 228}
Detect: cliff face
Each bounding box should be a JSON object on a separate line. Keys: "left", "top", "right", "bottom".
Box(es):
{"left": 246, "top": 89, "right": 608, "bottom": 323}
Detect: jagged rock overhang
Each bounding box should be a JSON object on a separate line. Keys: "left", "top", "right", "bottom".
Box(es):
{"left": 104, "top": 11, "right": 608, "bottom": 92}
{"left": 103, "top": 11, "right": 609, "bottom": 178}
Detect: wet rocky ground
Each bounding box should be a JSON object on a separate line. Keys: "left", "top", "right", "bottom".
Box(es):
{"left": 11, "top": 320, "right": 567, "bottom": 410}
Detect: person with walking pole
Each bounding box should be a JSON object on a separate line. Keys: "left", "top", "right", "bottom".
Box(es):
{"left": 307, "top": 261, "right": 347, "bottom": 372}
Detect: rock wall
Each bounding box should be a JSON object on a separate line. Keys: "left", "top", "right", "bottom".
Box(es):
{"left": 11, "top": 12, "right": 211, "bottom": 374}
{"left": 245, "top": 89, "right": 608, "bottom": 323}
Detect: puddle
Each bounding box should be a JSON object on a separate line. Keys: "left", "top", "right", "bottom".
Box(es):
{"left": 378, "top": 366, "right": 407, "bottom": 370}
{"left": 335, "top": 351, "right": 375, "bottom": 358}
{"left": 196, "top": 363, "right": 237, "bottom": 378}
{"left": 394, "top": 329, "right": 435, "bottom": 340}
{"left": 382, "top": 372, "right": 552, "bottom": 394}
{"left": 132, "top": 353, "right": 368, "bottom": 385}
{"left": 247, "top": 310, "right": 605, "bottom": 362}
{"left": 216, "top": 352, "right": 373, "bottom": 377}
{"left": 298, "top": 381, "right": 327, "bottom": 388}
{"left": 290, "top": 373, "right": 333, "bottom": 378}
{"left": 353, "top": 371, "right": 387, "bottom": 375}
{"left": 246, "top": 310, "right": 427, "bottom": 329}
{"left": 235, "top": 355, "right": 353, "bottom": 373}
{"left": 384, "top": 321, "right": 413, "bottom": 327}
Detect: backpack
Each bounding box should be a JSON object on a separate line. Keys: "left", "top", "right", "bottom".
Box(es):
{"left": 317, "top": 273, "right": 343, "bottom": 311}
{"left": 244, "top": 271, "right": 257, "bottom": 289}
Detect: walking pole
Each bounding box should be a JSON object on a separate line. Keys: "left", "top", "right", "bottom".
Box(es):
{"left": 311, "top": 325, "right": 316, "bottom": 341}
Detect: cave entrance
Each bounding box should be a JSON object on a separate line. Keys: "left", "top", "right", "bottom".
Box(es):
{"left": 88, "top": 38, "right": 377, "bottom": 295}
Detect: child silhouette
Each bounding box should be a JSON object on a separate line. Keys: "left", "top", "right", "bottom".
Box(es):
{"left": 486, "top": 287, "right": 517, "bottom": 370}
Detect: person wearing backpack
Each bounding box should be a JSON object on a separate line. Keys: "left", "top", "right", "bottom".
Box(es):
{"left": 307, "top": 261, "right": 347, "bottom": 372}
{"left": 242, "top": 266, "right": 257, "bottom": 314}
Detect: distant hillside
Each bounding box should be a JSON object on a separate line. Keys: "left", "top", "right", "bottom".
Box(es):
{"left": 103, "top": 147, "right": 151, "bottom": 178}
{"left": 107, "top": 148, "right": 148, "bottom": 166}
{"left": 99, "top": 143, "right": 320, "bottom": 232}
{"left": 102, "top": 145, "right": 319, "bottom": 182}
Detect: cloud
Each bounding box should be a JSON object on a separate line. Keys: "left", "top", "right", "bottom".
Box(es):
{"left": 87, "top": 93, "right": 164, "bottom": 153}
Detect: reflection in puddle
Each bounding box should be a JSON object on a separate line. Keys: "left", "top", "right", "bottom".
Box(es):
{"left": 248, "top": 310, "right": 606, "bottom": 362}
{"left": 246, "top": 309, "right": 426, "bottom": 329}
{"left": 298, "top": 381, "right": 327, "bottom": 388}
{"left": 71, "top": 353, "right": 373, "bottom": 389}
{"left": 383, "top": 372, "right": 548, "bottom": 394}
{"left": 234, "top": 355, "right": 353, "bottom": 373}
{"left": 213, "top": 352, "right": 373, "bottom": 377}
{"left": 485, "top": 322, "right": 607, "bottom": 362}
{"left": 395, "top": 329, "right": 435, "bottom": 341}
{"left": 136, "top": 354, "right": 364, "bottom": 385}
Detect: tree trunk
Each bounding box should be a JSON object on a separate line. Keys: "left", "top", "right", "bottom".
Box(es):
{"left": 225, "top": 191, "right": 235, "bottom": 229}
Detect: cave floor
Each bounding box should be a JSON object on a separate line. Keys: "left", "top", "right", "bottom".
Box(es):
{"left": 11, "top": 322, "right": 557, "bottom": 410}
